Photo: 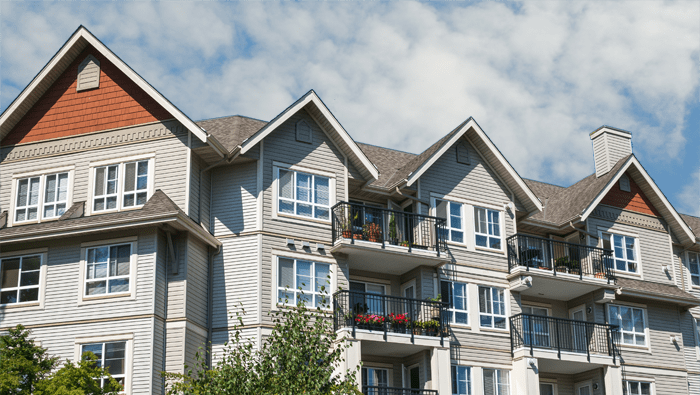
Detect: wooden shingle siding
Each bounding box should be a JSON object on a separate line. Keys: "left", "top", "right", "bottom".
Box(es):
{"left": 600, "top": 174, "right": 661, "bottom": 217}
{"left": 211, "top": 161, "right": 258, "bottom": 236}
{"left": 211, "top": 236, "right": 259, "bottom": 328}
{"left": 186, "top": 237, "right": 209, "bottom": 327}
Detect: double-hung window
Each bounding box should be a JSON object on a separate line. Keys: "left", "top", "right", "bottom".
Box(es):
{"left": 688, "top": 252, "right": 700, "bottom": 287}
{"left": 0, "top": 254, "right": 42, "bottom": 305}
{"left": 623, "top": 380, "right": 651, "bottom": 395}
{"left": 474, "top": 207, "right": 501, "bottom": 250}
{"left": 85, "top": 244, "right": 132, "bottom": 297}
{"left": 608, "top": 304, "right": 646, "bottom": 346}
{"left": 483, "top": 369, "right": 509, "bottom": 395}
{"left": 451, "top": 365, "right": 471, "bottom": 395}
{"left": 93, "top": 160, "right": 150, "bottom": 213}
{"left": 441, "top": 281, "right": 468, "bottom": 325}
{"left": 278, "top": 169, "right": 330, "bottom": 221}
{"left": 601, "top": 232, "right": 637, "bottom": 273}
{"left": 479, "top": 286, "right": 506, "bottom": 329}
{"left": 435, "top": 199, "right": 464, "bottom": 243}
{"left": 277, "top": 257, "right": 330, "bottom": 308}
{"left": 81, "top": 341, "right": 127, "bottom": 389}
{"left": 14, "top": 171, "right": 70, "bottom": 223}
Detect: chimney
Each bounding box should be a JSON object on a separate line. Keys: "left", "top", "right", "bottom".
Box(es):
{"left": 589, "top": 126, "right": 632, "bottom": 178}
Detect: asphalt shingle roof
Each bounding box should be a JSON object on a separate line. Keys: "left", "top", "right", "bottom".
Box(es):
{"left": 196, "top": 115, "right": 268, "bottom": 153}
{"left": 681, "top": 213, "right": 700, "bottom": 239}
{"left": 617, "top": 277, "right": 700, "bottom": 304}
{"left": 356, "top": 143, "right": 416, "bottom": 188}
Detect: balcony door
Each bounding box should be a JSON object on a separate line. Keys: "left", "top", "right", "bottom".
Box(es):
{"left": 569, "top": 307, "right": 587, "bottom": 353}
{"left": 362, "top": 367, "right": 389, "bottom": 394}
{"left": 350, "top": 281, "right": 386, "bottom": 315}
{"left": 523, "top": 306, "right": 550, "bottom": 348}
{"left": 575, "top": 382, "right": 592, "bottom": 395}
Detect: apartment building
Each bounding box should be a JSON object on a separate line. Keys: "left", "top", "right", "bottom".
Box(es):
{"left": 1, "top": 26, "right": 699, "bottom": 395}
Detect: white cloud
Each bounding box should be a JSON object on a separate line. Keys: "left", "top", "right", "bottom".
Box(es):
{"left": 679, "top": 168, "right": 700, "bottom": 217}
{"left": 1, "top": 1, "right": 698, "bottom": 188}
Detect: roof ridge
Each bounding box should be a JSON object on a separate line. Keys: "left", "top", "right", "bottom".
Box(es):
{"left": 524, "top": 178, "right": 566, "bottom": 188}
{"left": 196, "top": 114, "right": 268, "bottom": 123}
{"left": 356, "top": 141, "right": 417, "bottom": 156}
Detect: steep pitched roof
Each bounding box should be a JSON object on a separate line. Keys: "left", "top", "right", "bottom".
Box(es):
{"left": 196, "top": 115, "right": 267, "bottom": 153}
{"left": 355, "top": 143, "right": 417, "bottom": 188}
{"left": 681, "top": 213, "right": 700, "bottom": 240}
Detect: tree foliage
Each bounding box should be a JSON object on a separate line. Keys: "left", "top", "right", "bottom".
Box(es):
{"left": 164, "top": 287, "right": 362, "bottom": 395}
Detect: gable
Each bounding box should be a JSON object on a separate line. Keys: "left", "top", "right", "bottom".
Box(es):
{"left": 2, "top": 46, "right": 171, "bottom": 146}
{"left": 599, "top": 171, "right": 661, "bottom": 217}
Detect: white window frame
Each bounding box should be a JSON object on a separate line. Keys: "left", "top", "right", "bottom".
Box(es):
{"left": 623, "top": 380, "right": 654, "bottom": 395}
{"left": 10, "top": 166, "right": 74, "bottom": 226}
{"left": 451, "top": 364, "right": 472, "bottom": 395}
{"left": 362, "top": 365, "right": 391, "bottom": 388}
{"left": 79, "top": 238, "right": 137, "bottom": 303}
{"left": 599, "top": 231, "right": 640, "bottom": 275}
{"left": 433, "top": 198, "right": 465, "bottom": 244}
{"left": 539, "top": 380, "right": 558, "bottom": 395}
{"left": 474, "top": 206, "right": 503, "bottom": 252}
{"left": 88, "top": 154, "right": 155, "bottom": 215}
{"left": 276, "top": 256, "right": 332, "bottom": 310}
{"left": 607, "top": 303, "right": 648, "bottom": 348}
{"left": 0, "top": 249, "right": 48, "bottom": 308}
{"left": 442, "top": 280, "right": 469, "bottom": 326}
{"left": 694, "top": 317, "right": 700, "bottom": 360}
{"left": 479, "top": 286, "right": 507, "bottom": 330}
{"left": 482, "top": 368, "right": 509, "bottom": 395}
{"left": 74, "top": 333, "right": 133, "bottom": 395}
{"left": 687, "top": 251, "right": 700, "bottom": 288}
{"left": 273, "top": 163, "right": 335, "bottom": 223}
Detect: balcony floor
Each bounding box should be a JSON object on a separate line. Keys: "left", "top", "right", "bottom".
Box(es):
{"left": 331, "top": 238, "right": 448, "bottom": 274}
{"left": 508, "top": 267, "right": 617, "bottom": 301}
{"left": 513, "top": 347, "right": 617, "bottom": 374}
{"left": 338, "top": 328, "right": 446, "bottom": 358}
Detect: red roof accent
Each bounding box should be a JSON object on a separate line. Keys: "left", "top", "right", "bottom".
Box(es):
{"left": 2, "top": 45, "right": 171, "bottom": 146}
{"left": 600, "top": 173, "right": 662, "bottom": 217}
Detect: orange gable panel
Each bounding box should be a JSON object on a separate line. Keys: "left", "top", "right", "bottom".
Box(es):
{"left": 2, "top": 46, "right": 172, "bottom": 146}
{"left": 600, "top": 173, "right": 661, "bottom": 217}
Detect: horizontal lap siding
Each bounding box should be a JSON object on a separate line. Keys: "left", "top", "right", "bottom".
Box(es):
{"left": 0, "top": 123, "right": 189, "bottom": 214}
{"left": 689, "top": 373, "right": 700, "bottom": 395}
{"left": 539, "top": 373, "right": 575, "bottom": 395}
{"left": 680, "top": 309, "right": 700, "bottom": 380}
{"left": 211, "top": 161, "right": 257, "bottom": 236}
{"left": 165, "top": 326, "right": 185, "bottom": 374}
{"left": 210, "top": 328, "right": 259, "bottom": 366}
{"left": 153, "top": 318, "right": 165, "bottom": 395}
{"left": 587, "top": 216, "right": 674, "bottom": 285}
{"left": 0, "top": 228, "right": 157, "bottom": 329}
{"left": 166, "top": 233, "right": 188, "bottom": 319}
{"left": 262, "top": 109, "right": 346, "bottom": 242}
{"left": 186, "top": 237, "right": 209, "bottom": 327}
{"left": 212, "top": 235, "right": 259, "bottom": 328}
{"left": 185, "top": 327, "right": 207, "bottom": 373}
{"left": 450, "top": 330, "right": 512, "bottom": 366}
{"left": 651, "top": 373, "right": 689, "bottom": 394}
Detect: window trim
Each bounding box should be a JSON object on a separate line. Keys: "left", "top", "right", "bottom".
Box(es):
{"left": 598, "top": 230, "right": 642, "bottom": 276}
{"left": 273, "top": 163, "right": 335, "bottom": 224}
{"left": 10, "top": 166, "right": 74, "bottom": 226}
{"left": 0, "top": 249, "right": 48, "bottom": 309}
{"left": 87, "top": 154, "right": 155, "bottom": 216}
{"left": 78, "top": 238, "right": 137, "bottom": 303}
{"left": 442, "top": 280, "right": 469, "bottom": 326}
{"left": 694, "top": 317, "right": 700, "bottom": 361}
{"left": 74, "top": 334, "right": 133, "bottom": 395}
{"left": 432, "top": 197, "right": 466, "bottom": 244}
{"left": 622, "top": 379, "right": 654, "bottom": 395}
{"left": 607, "top": 303, "right": 649, "bottom": 349}
{"left": 451, "top": 364, "right": 472, "bottom": 395}
{"left": 275, "top": 256, "right": 332, "bottom": 310}
{"left": 478, "top": 286, "right": 507, "bottom": 331}
{"left": 474, "top": 206, "right": 504, "bottom": 252}
{"left": 482, "top": 368, "right": 510, "bottom": 395}
{"left": 686, "top": 251, "right": 700, "bottom": 289}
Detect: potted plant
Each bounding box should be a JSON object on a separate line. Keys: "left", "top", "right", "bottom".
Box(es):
{"left": 555, "top": 257, "right": 569, "bottom": 273}
{"left": 399, "top": 240, "right": 410, "bottom": 247}
{"left": 412, "top": 320, "right": 425, "bottom": 335}
{"left": 423, "top": 319, "right": 440, "bottom": 336}
{"left": 363, "top": 223, "right": 382, "bottom": 243}
{"left": 388, "top": 313, "right": 409, "bottom": 333}
{"left": 426, "top": 294, "right": 443, "bottom": 320}
{"left": 570, "top": 260, "right": 581, "bottom": 275}
{"left": 388, "top": 213, "right": 398, "bottom": 245}
{"left": 355, "top": 313, "right": 386, "bottom": 331}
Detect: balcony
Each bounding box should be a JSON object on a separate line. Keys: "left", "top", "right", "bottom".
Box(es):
{"left": 363, "top": 386, "right": 437, "bottom": 395}
{"left": 333, "top": 290, "right": 448, "bottom": 347}
{"left": 506, "top": 234, "right": 617, "bottom": 300}
{"left": 510, "top": 314, "right": 620, "bottom": 373}
{"left": 331, "top": 202, "right": 448, "bottom": 274}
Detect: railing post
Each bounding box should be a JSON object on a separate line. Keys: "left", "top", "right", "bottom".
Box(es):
{"left": 381, "top": 210, "right": 386, "bottom": 248}
{"left": 435, "top": 221, "right": 440, "bottom": 257}
{"left": 439, "top": 301, "right": 444, "bottom": 347}
{"left": 509, "top": 316, "right": 514, "bottom": 358}
{"left": 410, "top": 298, "right": 415, "bottom": 344}
{"left": 528, "top": 314, "right": 534, "bottom": 356}
{"left": 408, "top": 216, "right": 413, "bottom": 253}
{"left": 585, "top": 322, "right": 590, "bottom": 362}
{"left": 555, "top": 316, "right": 561, "bottom": 359}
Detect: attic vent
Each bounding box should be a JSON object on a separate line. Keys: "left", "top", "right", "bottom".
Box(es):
{"left": 296, "top": 120, "right": 312, "bottom": 144}
{"left": 456, "top": 142, "right": 470, "bottom": 164}
{"left": 77, "top": 55, "right": 100, "bottom": 92}
{"left": 619, "top": 174, "right": 631, "bottom": 192}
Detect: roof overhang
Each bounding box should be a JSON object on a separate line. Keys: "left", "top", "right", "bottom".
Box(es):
{"left": 0, "top": 25, "right": 226, "bottom": 158}
{"left": 405, "top": 118, "right": 543, "bottom": 213}
{"left": 580, "top": 155, "right": 696, "bottom": 246}
{"left": 239, "top": 90, "right": 379, "bottom": 181}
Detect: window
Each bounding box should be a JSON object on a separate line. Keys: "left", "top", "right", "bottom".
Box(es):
{"left": 688, "top": 252, "right": 699, "bottom": 287}
{"left": 522, "top": 306, "right": 550, "bottom": 347}
{"left": 452, "top": 365, "right": 471, "bottom": 395}
{"left": 601, "top": 232, "right": 637, "bottom": 273}
{"left": 362, "top": 367, "right": 388, "bottom": 389}
{"left": 608, "top": 304, "right": 646, "bottom": 346}
{"left": 93, "top": 160, "right": 150, "bottom": 212}
{"left": 277, "top": 169, "right": 330, "bottom": 221}
{"left": 277, "top": 257, "right": 330, "bottom": 308}
{"left": 85, "top": 244, "right": 131, "bottom": 297}
{"left": 14, "top": 172, "right": 69, "bottom": 223}
{"left": 441, "top": 281, "right": 468, "bottom": 325}
{"left": 483, "top": 369, "right": 509, "bottom": 395}
{"left": 350, "top": 281, "right": 385, "bottom": 315}
{"left": 539, "top": 383, "right": 555, "bottom": 395}
{"left": 435, "top": 199, "right": 464, "bottom": 243}
{"left": 479, "top": 286, "right": 506, "bottom": 329}
{"left": 695, "top": 318, "right": 700, "bottom": 358}
{"left": 1, "top": 254, "right": 41, "bottom": 305}
{"left": 623, "top": 381, "right": 651, "bottom": 395}
{"left": 474, "top": 207, "right": 501, "bottom": 250}
{"left": 81, "top": 341, "right": 126, "bottom": 389}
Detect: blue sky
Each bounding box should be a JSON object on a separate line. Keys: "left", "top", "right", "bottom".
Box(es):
{"left": 2, "top": 1, "right": 698, "bottom": 215}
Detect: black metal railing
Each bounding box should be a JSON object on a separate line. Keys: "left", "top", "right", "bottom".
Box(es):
{"left": 333, "top": 290, "right": 448, "bottom": 346}
{"left": 506, "top": 234, "right": 615, "bottom": 283}
{"left": 331, "top": 202, "right": 447, "bottom": 255}
{"left": 363, "top": 386, "right": 438, "bottom": 395}
{"left": 510, "top": 314, "right": 620, "bottom": 363}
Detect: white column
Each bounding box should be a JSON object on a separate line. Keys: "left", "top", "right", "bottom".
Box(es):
{"left": 430, "top": 347, "right": 451, "bottom": 395}
{"left": 512, "top": 357, "right": 539, "bottom": 395}
{"left": 339, "top": 338, "right": 361, "bottom": 389}
{"left": 604, "top": 365, "right": 623, "bottom": 394}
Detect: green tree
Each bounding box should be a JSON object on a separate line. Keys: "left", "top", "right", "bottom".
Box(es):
{"left": 0, "top": 324, "right": 58, "bottom": 395}
{"left": 34, "top": 353, "right": 121, "bottom": 395}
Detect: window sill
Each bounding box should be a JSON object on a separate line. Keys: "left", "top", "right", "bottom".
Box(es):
{"left": 475, "top": 246, "right": 505, "bottom": 255}
{"left": 275, "top": 213, "right": 332, "bottom": 227}
{"left": 479, "top": 326, "right": 509, "bottom": 335}
{"left": 611, "top": 271, "right": 642, "bottom": 280}
{"left": 80, "top": 292, "right": 134, "bottom": 304}
{"left": 0, "top": 301, "right": 42, "bottom": 310}
{"left": 91, "top": 205, "right": 145, "bottom": 216}
{"left": 617, "top": 344, "right": 651, "bottom": 353}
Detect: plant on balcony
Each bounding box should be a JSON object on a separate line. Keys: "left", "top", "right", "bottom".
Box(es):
{"left": 399, "top": 240, "right": 410, "bottom": 247}
{"left": 363, "top": 223, "right": 382, "bottom": 243}
{"left": 355, "top": 313, "right": 386, "bottom": 330}
{"left": 388, "top": 213, "right": 398, "bottom": 245}
{"left": 422, "top": 319, "right": 441, "bottom": 336}
{"left": 387, "top": 313, "right": 410, "bottom": 333}
{"left": 341, "top": 212, "right": 358, "bottom": 239}
{"left": 411, "top": 320, "right": 425, "bottom": 335}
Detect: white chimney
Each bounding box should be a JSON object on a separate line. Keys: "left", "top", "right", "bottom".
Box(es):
{"left": 589, "top": 126, "right": 633, "bottom": 178}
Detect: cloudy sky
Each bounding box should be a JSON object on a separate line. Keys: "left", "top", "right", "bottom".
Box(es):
{"left": 2, "top": 1, "right": 699, "bottom": 215}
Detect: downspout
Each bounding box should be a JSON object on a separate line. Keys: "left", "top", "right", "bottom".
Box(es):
{"left": 206, "top": 244, "right": 222, "bottom": 369}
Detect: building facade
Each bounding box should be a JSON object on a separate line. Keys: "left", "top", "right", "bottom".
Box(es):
{"left": 1, "top": 26, "right": 699, "bottom": 395}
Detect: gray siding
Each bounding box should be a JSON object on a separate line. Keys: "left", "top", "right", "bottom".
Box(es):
{"left": 165, "top": 326, "right": 185, "bottom": 374}
{"left": 212, "top": 235, "right": 259, "bottom": 328}
{"left": 186, "top": 237, "right": 209, "bottom": 327}
{"left": 185, "top": 327, "right": 207, "bottom": 372}
{"left": 166, "top": 233, "right": 188, "bottom": 319}
{"left": 211, "top": 161, "right": 258, "bottom": 236}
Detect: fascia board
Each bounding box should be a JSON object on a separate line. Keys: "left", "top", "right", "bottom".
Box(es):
{"left": 405, "top": 121, "right": 470, "bottom": 187}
